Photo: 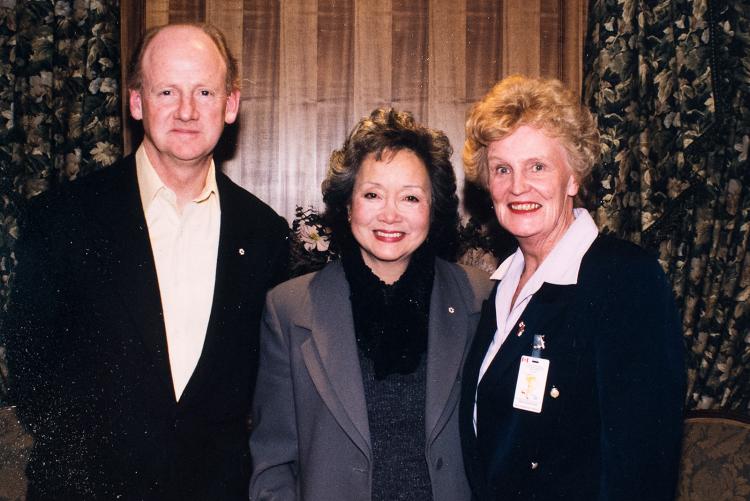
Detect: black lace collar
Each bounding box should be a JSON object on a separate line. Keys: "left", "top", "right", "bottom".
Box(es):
{"left": 341, "top": 243, "right": 435, "bottom": 380}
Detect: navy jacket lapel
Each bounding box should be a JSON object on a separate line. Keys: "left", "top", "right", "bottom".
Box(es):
{"left": 463, "top": 284, "right": 499, "bottom": 400}
{"left": 479, "top": 283, "right": 575, "bottom": 387}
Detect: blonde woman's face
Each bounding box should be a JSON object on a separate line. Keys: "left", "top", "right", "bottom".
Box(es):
{"left": 486, "top": 125, "right": 579, "bottom": 254}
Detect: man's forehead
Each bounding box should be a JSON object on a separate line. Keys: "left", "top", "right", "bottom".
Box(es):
{"left": 144, "top": 25, "right": 220, "bottom": 62}
{"left": 140, "top": 25, "right": 227, "bottom": 84}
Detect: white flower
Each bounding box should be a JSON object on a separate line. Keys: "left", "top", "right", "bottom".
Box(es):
{"left": 299, "top": 223, "right": 329, "bottom": 252}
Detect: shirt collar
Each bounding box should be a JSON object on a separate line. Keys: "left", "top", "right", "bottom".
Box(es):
{"left": 489, "top": 208, "right": 599, "bottom": 286}
{"left": 135, "top": 145, "right": 219, "bottom": 212}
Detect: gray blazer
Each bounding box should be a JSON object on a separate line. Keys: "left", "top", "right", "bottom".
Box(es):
{"left": 249, "top": 258, "right": 492, "bottom": 500}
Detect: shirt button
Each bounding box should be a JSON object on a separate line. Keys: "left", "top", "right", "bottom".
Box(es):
{"left": 531, "top": 461, "right": 539, "bottom": 470}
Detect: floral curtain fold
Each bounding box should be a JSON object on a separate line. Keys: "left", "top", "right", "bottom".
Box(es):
{"left": 0, "top": 0, "right": 122, "bottom": 398}
{"left": 583, "top": 0, "right": 750, "bottom": 412}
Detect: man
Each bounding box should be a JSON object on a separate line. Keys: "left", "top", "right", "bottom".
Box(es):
{"left": 4, "top": 24, "right": 289, "bottom": 500}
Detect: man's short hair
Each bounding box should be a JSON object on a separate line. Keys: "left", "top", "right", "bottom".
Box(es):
{"left": 126, "top": 23, "right": 240, "bottom": 94}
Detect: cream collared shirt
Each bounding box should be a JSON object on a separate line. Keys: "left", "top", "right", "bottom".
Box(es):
{"left": 136, "top": 146, "right": 221, "bottom": 400}
{"left": 473, "top": 208, "right": 598, "bottom": 431}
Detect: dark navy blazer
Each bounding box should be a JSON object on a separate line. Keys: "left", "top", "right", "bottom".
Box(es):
{"left": 460, "top": 235, "right": 685, "bottom": 501}
{"left": 4, "top": 155, "right": 289, "bottom": 500}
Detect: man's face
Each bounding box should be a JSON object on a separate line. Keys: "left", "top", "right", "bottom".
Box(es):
{"left": 129, "top": 26, "right": 240, "bottom": 171}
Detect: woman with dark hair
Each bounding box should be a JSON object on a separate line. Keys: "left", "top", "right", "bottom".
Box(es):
{"left": 250, "top": 108, "right": 492, "bottom": 500}
{"left": 459, "top": 75, "right": 685, "bottom": 500}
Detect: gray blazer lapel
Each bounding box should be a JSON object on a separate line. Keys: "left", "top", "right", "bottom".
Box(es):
{"left": 300, "top": 263, "right": 371, "bottom": 457}
{"left": 425, "top": 261, "right": 475, "bottom": 441}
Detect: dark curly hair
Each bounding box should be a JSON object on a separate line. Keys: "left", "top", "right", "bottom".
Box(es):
{"left": 322, "top": 108, "right": 460, "bottom": 261}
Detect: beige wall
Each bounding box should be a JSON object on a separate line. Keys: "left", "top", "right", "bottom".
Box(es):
{"left": 121, "top": 0, "right": 587, "bottom": 221}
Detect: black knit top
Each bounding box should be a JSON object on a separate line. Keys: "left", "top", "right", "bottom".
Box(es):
{"left": 342, "top": 244, "right": 435, "bottom": 501}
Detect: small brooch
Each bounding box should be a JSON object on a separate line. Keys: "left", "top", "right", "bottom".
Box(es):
{"left": 517, "top": 321, "right": 526, "bottom": 337}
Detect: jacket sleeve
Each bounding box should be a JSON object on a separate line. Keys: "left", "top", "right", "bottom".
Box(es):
{"left": 594, "top": 253, "right": 685, "bottom": 500}
{"left": 249, "top": 292, "right": 299, "bottom": 500}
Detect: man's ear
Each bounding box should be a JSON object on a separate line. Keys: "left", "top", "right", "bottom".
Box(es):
{"left": 129, "top": 90, "right": 143, "bottom": 121}
{"left": 224, "top": 89, "right": 241, "bottom": 124}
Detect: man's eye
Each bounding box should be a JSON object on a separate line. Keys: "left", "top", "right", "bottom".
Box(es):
{"left": 200, "top": 90, "right": 211, "bottom": 96}
{"left": 160, "top": 90, "right": 172, "bottom": 96}
{"left": 531, "top": 162, "right": 544, "bottom": 172}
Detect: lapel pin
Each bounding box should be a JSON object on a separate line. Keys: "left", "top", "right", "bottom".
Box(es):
{"left": 238, "top": 248, "right": 245, "bottom": 256}
{"left": 533, "top": 335, "right": 545, "bottom": 351}
{"left": 550, "top": 386, "right": 560, "bottom": 399}
{"left": 448, "top": 307, "right": 455, "bottom": 314}
{"left": 517, "top": 321, "right": 526, "bottom": 337}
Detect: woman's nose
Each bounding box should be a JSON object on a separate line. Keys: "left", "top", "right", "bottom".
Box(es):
{"left": 378, "top": 199, "right": 402, "bottom": 223}
{"left": 510, "top": 171, "right": 528, "bottom": 194}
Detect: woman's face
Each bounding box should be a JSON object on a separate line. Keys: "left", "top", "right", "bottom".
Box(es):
{"left": 349, "top": 149, "right": 432, "bottom": 284}
{"left": 487, "top": 125, "right": 579, "bottom": 255}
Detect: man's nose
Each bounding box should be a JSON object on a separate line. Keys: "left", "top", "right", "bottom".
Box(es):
{"left": 176, "top": 95, "right": 198, "bottom": 121}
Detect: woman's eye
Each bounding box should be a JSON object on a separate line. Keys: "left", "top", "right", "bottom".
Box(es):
{"left": 160, "top": 90, "right": 172, "bottom": 96}
{"left": 493, "top": 165, "right": 510, "bottom": 175}
{"left": 199, "top": 90, "right": 212, "bottom": 97}
{"left": 531, "top": 162, "right": 544, "bottom": 172}
{"left": 404, "top": 195, "right": 420, "bottom": 203}
{"left": 363, "top": 192, "right": 378, "bottom": 199}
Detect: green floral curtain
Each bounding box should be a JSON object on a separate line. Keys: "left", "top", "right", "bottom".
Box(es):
{"left": 0, "top": 1, "right": 122, "bottom": 400}
{"left": 583, "top": 0, "right": 749, "bottom": 412}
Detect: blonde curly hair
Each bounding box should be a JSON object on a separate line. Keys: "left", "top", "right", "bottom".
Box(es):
{"left": 463, "top": 75, "right": 600, "bottom": 205}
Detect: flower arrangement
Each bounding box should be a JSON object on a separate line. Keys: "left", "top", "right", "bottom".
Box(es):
{"left": 290, "top": 206, "right": 336, "bottom": 277}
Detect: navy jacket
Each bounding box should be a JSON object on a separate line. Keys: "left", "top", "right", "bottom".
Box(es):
{"left": 460, "top": 235, "right": 685, "bottom": 500}
{"left": 4, "top": 155, "right": 289, "bottom": 500}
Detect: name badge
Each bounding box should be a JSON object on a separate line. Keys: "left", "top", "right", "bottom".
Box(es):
{"left": 512, "top": 355, "right": 550, "bottom": 413}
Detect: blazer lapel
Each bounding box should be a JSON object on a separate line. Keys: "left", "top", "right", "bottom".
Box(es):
{"left": 300, "top": 264, "right": 371, "bottom": 457}
{"left": 425, "top": 262, "right": 472, "bottom": 441}
{"left": 463, "top": 287, "right": 499, "bottom": 401}
{"left": 178, "top": 173, "right": 272, "bottom": 406}
{"left": 480, "top": 282, "right": 575, "bottom": 386}
{"left": 88, "top": 159, "right": 174, "bottom": 396}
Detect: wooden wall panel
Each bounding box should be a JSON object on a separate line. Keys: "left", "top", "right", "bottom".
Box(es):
{"left": 316, "top": 0, "right": 354, "bottom": 199}
{"left": 127, "top": 0, "right": 587, "bottom": 221}
{"left": 235, "top": 0, "right": 280, "bottom": 195}
{"left": 502, "top": 0, "right": 541, "bottom": 76}
{"left": 392, "top": 0, "right": 429, "bottom": 121}
{"left": 465, "top": 0, "right": 503, "bottom": 103}
{"left": 428, "top": 0, "right": 466, "bottom": 182}
{"left": 353, "top": 0, "right": 392, "bottom": 123}
{"left": 277, "top": 0, "right": 319, "bottom": 217}
{"left": 168, "top": 0, "right": 205, "bottom": 23}
{"left": 145, "top": 0, "right": 169, "bottom": 27}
